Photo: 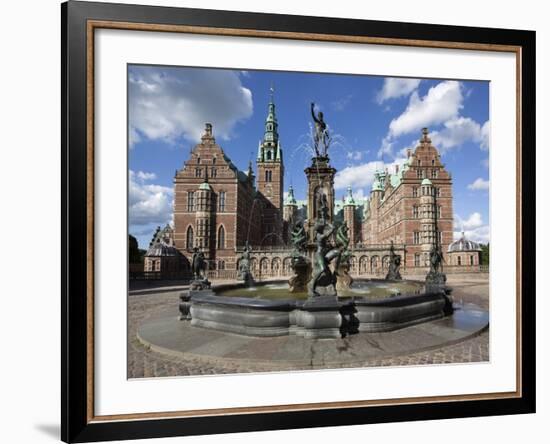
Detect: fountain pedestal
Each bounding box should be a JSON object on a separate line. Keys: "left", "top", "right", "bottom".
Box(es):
{"left": 296, "top": 296, "right": 342, "bottom": 339}
{"left": 305, "top": 156, "right": 336, "bottom": 240}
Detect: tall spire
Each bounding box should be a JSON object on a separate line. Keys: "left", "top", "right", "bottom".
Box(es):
{"left": 257, "top": 84, "right": 281, "bottom": 162}
{"left": 284, "top": 185, "right": 297, "bottom": 206}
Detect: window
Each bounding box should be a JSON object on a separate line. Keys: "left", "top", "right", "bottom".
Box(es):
{"left": 265, "top": 170, "right": 272, "bottom": 182}
{"left": 412, "top": 187, "right": 418, "bottom": 197}
{"left": 186, "top": 226, "right": 194, "bottom": 249}
{"left": 217, "top": 225, "right": 225, "bottom": 249}
{"left": 413, "top": 231, "right": 420, "bottom": 244}
{"left": 195, "top": 168, "right": 202, "bottom": 178}
{"left": 212, "top": 158, "right": 216, "bottom": 164}
{"left": 457, "top": 256, "right": 462, "bottom": 266}
{"left": 414, "top": 253, "right": 420, "bottom": 267}
{"left": 417, "top": 160, "right": 421, "bottom": 166}
{"left": 218, "top": 260, "right": 225, "bottom": 270}
{"left": 266, "top": 150, "right": 272, "bottom": 161}
{"left": 155, "top": 260, "right": 161, "bottom": 272}
{"left": 413, "top": 205, "right": 419, "bottom": 218}
{"left": 197, "top": 157, "right": 201, "bottom": 164}
{"left": 437, "top": 206, "right": 442, "bottom": 218}
{"left": 187, "top": 191, "right": 195, "bottom": 211}
{"left": 435, "top": 187, "right": 441, "bottom": 197}
{"left": 431, "top": 159, "right": 435, "bottom": 166}
{"left": 219, "top": 191, "right": 226, "bottom": 212}
{"left": 431, "top": 169, "right": 438, "bottom": 179}
{"left": 470, "top": 255, "right": 474, "bottom": 266}
{"left": 211, "top": 167, "right": 217, "bottom": 178}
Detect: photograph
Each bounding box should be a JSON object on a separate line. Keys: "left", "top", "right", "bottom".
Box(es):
{"left": 127, "top": 65, "right": 491, "bottom": 378}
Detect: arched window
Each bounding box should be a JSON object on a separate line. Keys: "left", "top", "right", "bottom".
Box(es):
{"left": 265, "top": 170, "right": 272, "bottom": 182}
{"left": 186, "top": 226, "right": 194, "bottom": 250}
{"left": 218, "top": 260, "right": 225, "bottom": 270}
{"left": 217, "top": 225, "right": 225, "bottom": 249}
{"left": 266, "top": 150, "right": 272, "bottom": 160}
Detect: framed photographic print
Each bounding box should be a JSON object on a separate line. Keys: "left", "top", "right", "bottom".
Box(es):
{"left": 61, "top": 1, "right": 536, "bottom": 442}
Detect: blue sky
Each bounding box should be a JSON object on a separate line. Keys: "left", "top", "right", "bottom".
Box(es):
{"left": 128, "top": 65, "right": 490, "bottom": 249}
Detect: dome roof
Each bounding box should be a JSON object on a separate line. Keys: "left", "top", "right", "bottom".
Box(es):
{"left": 145, "top": 242, "right": 181, "bottom": 257}
{"left": 421, "top": 178, "right": 433, "bottom": 186}
{"left": 448, "top": 233, "right": 482, "bottom": 253}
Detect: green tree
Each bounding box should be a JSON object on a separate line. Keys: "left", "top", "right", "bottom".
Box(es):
{"left": 129, "top": 234, "right": 143, "bottom": 264}
{"left": 480, "top": 243, "right": 490, "bottom": 266}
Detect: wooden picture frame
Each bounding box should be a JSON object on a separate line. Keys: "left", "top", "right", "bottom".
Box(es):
{"left": 61, "top": 1, "right": 536, "bottom": 442}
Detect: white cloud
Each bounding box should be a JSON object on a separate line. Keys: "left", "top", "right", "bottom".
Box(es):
{"left": 136, "top": 171, "right": 156, "bottom": 181}
{"left": 455, "top": 212, "right": 484, "bottom": 230}
{"left": 334, "top": 158, "right": 407, "bottom": 191}
{"left": 453, "top": 226, "right": 490, "bottom": 244}
{"left": 467, "top": 177, "right": 490, "bottom": 191}
{"left": 430, "top": 117, "right": 490, "bottom": 153}
{"left": 480, "top": 120, "right": 490, "bottom": 150}
{"left": 388, "top": 81, "right": 463, "bottom": 139}
{"left": 129, "top": 170, "right": 173, "bottom": 226}
{"left": 376, "top": 78, "right": 421, "bottom": 104}
{"left": 129, "top": 66, "right": 253, "bottom": 145}
{"left": 454, "top": 212, "right": 489, "bottom": 243}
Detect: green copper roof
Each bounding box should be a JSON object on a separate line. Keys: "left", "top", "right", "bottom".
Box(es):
{"left": 257, "top": 87, "right": 281, "bottom": 163}
{"left": 344, "top": 186, "right": 356, "bottom": 206}
{"left": 284, "top": 185, "right": 297, "bottom": 206}
{"left": 421, "top": 178, "right": 433, "bottom": 186}
{"left": 371, "top": 170, "right": 384, "bottom": 192}
{"left": 199, "top": 181, "right": 212, "bottom": 191}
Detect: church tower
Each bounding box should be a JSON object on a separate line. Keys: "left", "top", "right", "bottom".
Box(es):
{"left": 343, "top": 186, "right": 358, "bottom": 247}
{"left": 256, "top": 86, "right": 284, "bottom": 210}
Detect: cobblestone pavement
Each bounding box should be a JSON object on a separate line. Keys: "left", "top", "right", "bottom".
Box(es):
{"left": 128, "top": 277, "right": 489, "bottom": 378}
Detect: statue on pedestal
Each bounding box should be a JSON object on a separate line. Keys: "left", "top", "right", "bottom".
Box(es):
{"left": 425, "top": 243, "right": 447, "bottom": 291}
{"left": 385, "top": 241, "right": 402, "bottom": 281}
{"left": 311, "top": 102, "right": 330, "bottom": 158}
{"left": 190, "top": 247, "right": 210, "bottom": 291}
{"left": 237, "top": 241, "right": 254, "bottom": 286}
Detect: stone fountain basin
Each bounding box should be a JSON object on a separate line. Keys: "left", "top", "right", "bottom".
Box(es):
{"left": 183, "top": 280, "right": 451, "bottom": 339}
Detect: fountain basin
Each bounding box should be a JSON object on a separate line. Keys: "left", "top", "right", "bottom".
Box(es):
{"left": 183, "top": 280, "right": 451, "bottom": 339}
